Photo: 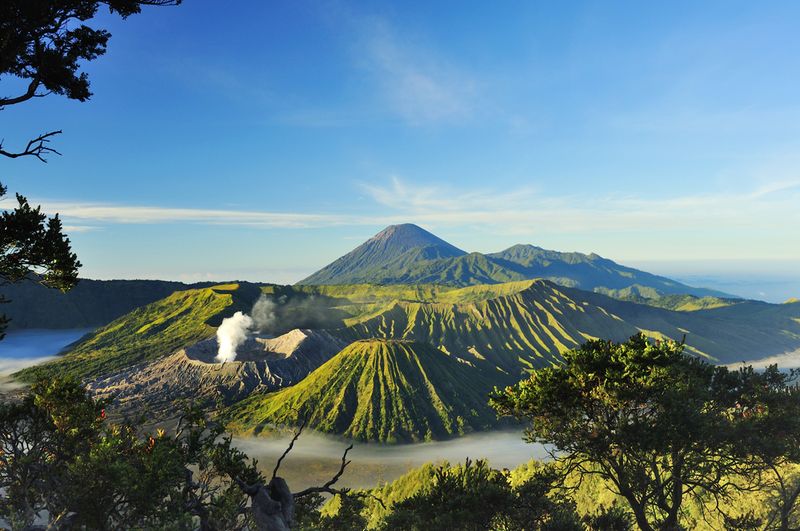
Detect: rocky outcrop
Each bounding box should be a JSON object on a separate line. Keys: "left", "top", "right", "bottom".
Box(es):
{"left": 87, "top": 329, "right": 347, "bottom": 418}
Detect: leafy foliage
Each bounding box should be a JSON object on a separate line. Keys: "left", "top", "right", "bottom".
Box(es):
{"left": 490, "top": 334, "right": 800, "bottom": 531}
{"left": 0, "top": 184, "right": 80, "bottom": 339}
{"left": 317, "top": 459, "right": 582, "bottom": 531}
{"left": 0, "top": 377, "right": 262, "bottom": 530}
{"left": 0, "top": 0, "right": 180, "bottom": 160}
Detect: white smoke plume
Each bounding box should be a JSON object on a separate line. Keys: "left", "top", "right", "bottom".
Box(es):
{"left": 215, "top": 311, "right": 254, "bottom": 363}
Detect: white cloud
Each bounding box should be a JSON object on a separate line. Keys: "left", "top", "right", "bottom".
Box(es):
{"left": 62, "top": 225, "right": 101, "bottom": 233}
{"left": 359, "top": 177, "right": 800, "bottom": 256}
{"left": 0, "top": 198, "right": 349, "bottom": 229}
{"left": 3, "top": 176, "right": 798, "bottom": 261}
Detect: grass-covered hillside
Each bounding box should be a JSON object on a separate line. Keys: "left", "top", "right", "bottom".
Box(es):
{"left": 15, "top": 283, "right": 261, "bottom": 381}
{"left": 339, "top": 279, "right": 800, "bottom": 370}
{"left": 225, "top": 339, "right": 499, "bottom": 442}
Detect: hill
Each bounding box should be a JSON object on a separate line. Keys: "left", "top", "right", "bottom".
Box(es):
{"left": 20, "top": 279, "right": 800, "bottom": 442}
{"left": 298, "top": 224, "right": 733, "bottom": 300}
{"left": 340, "top": 280, "right": 800, "bottom": 370}
{"left": 225, "top": 339, "right": 498, "bottom": 442}
{"left": 0, "top": 278, "right": 207, "bottom": 330}
{"left": 15, "top": 283, "right": 262, "bottom": 381}
{"left": 87, "top": 328, "right": 348, "bottom": 418}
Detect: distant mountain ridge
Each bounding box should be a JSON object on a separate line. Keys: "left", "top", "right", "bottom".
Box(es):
{"left": 1, "top": 278, "right": 211, "bottom": 330}
{"left": 299, "top": 224, "right": 733, "bottom": 299}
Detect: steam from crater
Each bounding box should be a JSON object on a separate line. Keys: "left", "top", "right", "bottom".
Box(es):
{"left": 215, "top": 295, "right": 278, "bottom": 362}
{"left": 215, "top": 311, "right": 254, "bottom": 363}
{"left": 250, "top": 295, "right": 277, "bottom": 331}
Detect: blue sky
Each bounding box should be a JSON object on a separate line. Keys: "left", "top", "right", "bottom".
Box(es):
{"left": 1, "top": 0, "right": 799, "bottom": 289}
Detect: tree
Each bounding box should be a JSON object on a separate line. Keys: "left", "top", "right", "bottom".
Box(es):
{"left": 721, "top": 366, "right": 800, "bottom": 530}
{"left": 0, "top": 186, "right": 80, "bottom": 339}
{"left": 377, "top": 459, "right": 582, "bottom": 531}
{"left": 489, "top": 334, "right": 799, "bottom": 531}
{"left": 0, "top": 379, "right": 371, "bottom": 530}
{"left": 0, "top": 378, "right": 266, "bottom": 530}
{"left": 0, "top": 1, "right": 180, "bottom": 338}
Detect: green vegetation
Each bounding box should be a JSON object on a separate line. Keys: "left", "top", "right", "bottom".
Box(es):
{"left": 0, "top": 377, "right": 262, "bottom": 530}
{"left": 0, "top": 185, "right": 80, "bottom": 339}
{"left": 614, "top": 292, "right": 737, "bottom": 311}
{"left": 225, "top": 339, "right": 498, "bottom": 442}
{"left": 490, "top": 334, "right": 800, "bottom": 531}
{"left": 298, "top": 224, "right": 732, "bottom": 300}
{"left": 6, "top": 337, "right": 800, "bottom": 529}
{"left": 375, "top": 459, "right": 583, "bottom": 531}
{"left": 15, "top": 284, "right": 258, "bottom": 381}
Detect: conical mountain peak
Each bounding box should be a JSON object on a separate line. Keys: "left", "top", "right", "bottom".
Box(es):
{"left": 298, "top": 224, "right": 465, "bottom": 285}
{"left": 366, "top": 224, "right": 465, "bottom": 254}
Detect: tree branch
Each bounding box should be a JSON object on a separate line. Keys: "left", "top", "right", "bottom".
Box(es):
{"left": 272, "top": 416, "right": 307, "bottom": 482}
{"left": 0, "top": 131, "right": 62, "bottom": 162}
{"left": 293, "top": 443, "right": 354, "bottom": 499}
{"left": 0, "top": 80, "right": 42, "bottom": 108}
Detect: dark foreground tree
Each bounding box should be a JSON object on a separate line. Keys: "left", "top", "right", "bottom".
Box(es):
{"left": 0, "top": 379, "right": 366, "bottom": 530}
{"left": 0, "top": 0, "right": 181, "bottom": 161}
{"left": 0, "top": 378, "right": 262, "bottom": 529}
{"left": 721, "top": 366, "right": 800, "bottom": 530}
{"left": 490, "top": 334, "right": 800, "bottom": 531}
{"left": 0, "top": 185, "right": 80, "bottom": 339}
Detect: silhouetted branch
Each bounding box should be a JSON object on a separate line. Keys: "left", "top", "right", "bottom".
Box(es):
{"left": 272, "top": 416, "right": 308, "bottom": 482}
{"left": 293, "top": 443, "right": 354, "bottom": 499}
{"left": 0, "top": 131, "right": 62, "bottom": 162}
{"left": 0, "top": 79, "right": 43, "bottom": 107}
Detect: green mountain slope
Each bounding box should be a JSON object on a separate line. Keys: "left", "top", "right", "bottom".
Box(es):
{"left": 225, "top": 339, "right": 498, "bottom": 442}
{"left": 298, "top": 224, "right": 734, "bottom": 300}
{"left": 17, "top": 278, "right": 800, "bottom": 443}
{"left": 341, "top": 280, "right": 800, "bottom": 371}
{"left": 15, "top": 283, "right": 261, "bottom": 381}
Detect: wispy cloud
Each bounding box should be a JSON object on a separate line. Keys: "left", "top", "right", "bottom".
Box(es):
{"left": 4, "top": 177, "right": 798, "bottom": 261}
{"left": 360, "top": 177, "right": 800, "bottom": 242}
{"left": 357, "top": 18, "right": 478, "bottom": 125}
{"left": 0, "top": 198, "right": 350, "bottom": 229}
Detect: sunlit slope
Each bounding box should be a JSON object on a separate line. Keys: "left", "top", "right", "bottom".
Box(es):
{"left": 558, "top": 287, "right": 800, "bottom": 364}
{"left": 15, "top": 283, "right": 261, "bottom": 381}
{"left": 225, "top": 339, "right": 498, "bottom": 443}
{"left": 342, "top": 280, "right": 639, "bottom": 373}
{"left": 342, "top": 280, "right": 800, "bottom": 369}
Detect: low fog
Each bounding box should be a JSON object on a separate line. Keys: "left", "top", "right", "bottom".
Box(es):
{"left": 727, "top": 347, "right": 800, "bottom": 370}
{"left": 232, "top": 430, "right": 549, "bottom": 491}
